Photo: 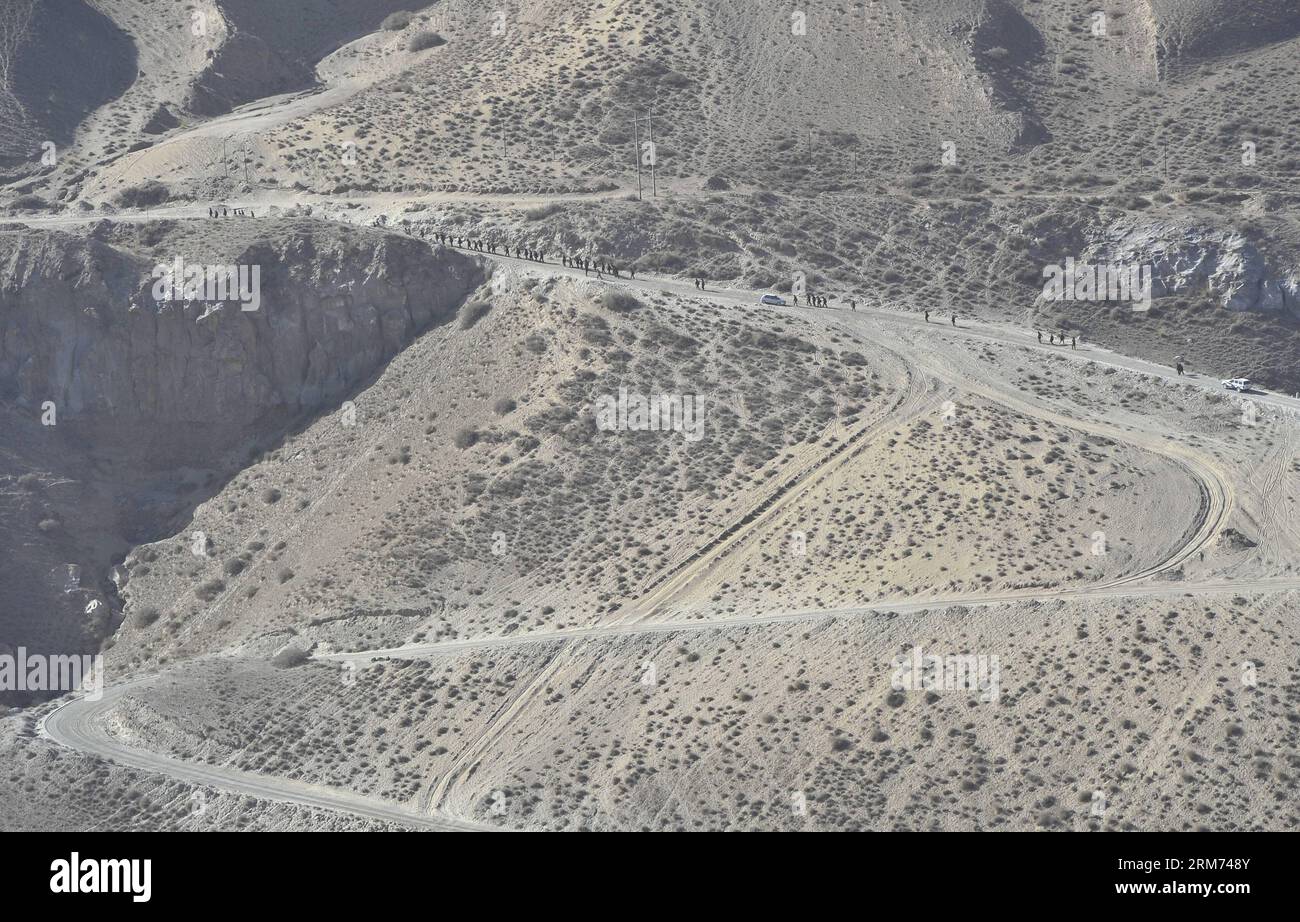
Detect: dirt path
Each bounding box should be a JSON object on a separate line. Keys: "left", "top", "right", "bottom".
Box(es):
{"left": 27, "top": 207, "right": 1297, "bottom": 833}
{"left": 621, "top": 349, "right": 940, "bottom": 622}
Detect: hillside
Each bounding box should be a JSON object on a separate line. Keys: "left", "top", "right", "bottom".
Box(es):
{"left": 3, "top": 0, "right": 1300, "bottom": 839}
{"left": 0, "top": 218, "right": 481, "bottom": 702}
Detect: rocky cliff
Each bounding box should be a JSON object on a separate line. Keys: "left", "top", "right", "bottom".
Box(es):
{"left": 0, "top": 218, "right": 482, "bottom": 463}
{"left": 0, "top": 218, "right": 483, "bottom": 700}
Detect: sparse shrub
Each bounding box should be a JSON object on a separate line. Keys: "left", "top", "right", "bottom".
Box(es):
{"left": 262, "top": 487, "right": 282, "bottom": 504}
{"left": 131, "top": 606, "right": 162, "bottom": 628}
{"left": 270, "top": 645, "right": 309, "bottom": 668}
{"left": 454, "top": 428, "right": 480, "bottom": 449}
{"left": 195, "top": 579, "right": 225, "bottom": 602}
{"left": 408, "top": 31, "right": 445, "bottom": 51}
{"left": 277, "top": 568, "right": 294, "bottom": 584}
{"left": 524, "top": 203, "right": 563, "bottom": 221}
{"left": 8, "top": 194, "right": 49, "bottom": 212}
{"left": 114, "top": 180, "right": 169, "bottom": 209}
{"left": 381, "top": 10, "right": 413, "bottom": 30}
{"left": 459, "top": 300, "right": 492, "bottom": 329}
{"left": 601, "top": 291, "right": 642, "bottom": 313}
{"left": 223, "top": 558, "right": 247, "bottom": 576}
{"left": 494, "top": 398, "right": 517, "bottom": 415}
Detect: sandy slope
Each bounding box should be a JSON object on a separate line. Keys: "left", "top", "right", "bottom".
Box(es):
{"left": 6, "top": 0, "right": 1300, "bottom": 834}
{"left": 22, "top": 244, "right": 1300, "bottom": 831}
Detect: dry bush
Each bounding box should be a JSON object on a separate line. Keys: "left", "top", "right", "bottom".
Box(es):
{"left": 114, "top": 181, "right": 169, "bottom": 209}
{"left": 8, "top": 194, "right": 49, "bottom": 211}
{"left": 408, "top": 32, "right": 445, "bottom": 52}
{"left": 459, "top": 300, "right": 491, "bottom": 329}
{"left": 601, "top": 291, "right": 642, "bottom": 313}
{"left": 195, "top": 579, "right": 225, "bottom": 602}
{"left": 130, "top": 606, "right": 161, "bottom": 629}
{"left": 270, "top": 645, "right": 309, "bottom": 668}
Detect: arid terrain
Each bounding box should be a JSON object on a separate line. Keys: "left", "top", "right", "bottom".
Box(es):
{"left": 2, "top": 0, "right": 1299, "bottom": 833}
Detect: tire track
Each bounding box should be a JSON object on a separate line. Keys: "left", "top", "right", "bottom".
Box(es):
{"left": 623, "top": 348, "right": 940, "bottom": 622}
{"left": 41, "top": 679, "right": 489, "bottom": 832}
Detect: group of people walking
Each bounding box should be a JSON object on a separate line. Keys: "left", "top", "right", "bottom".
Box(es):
{"left": 922, "top": 310, "right": 960, "bottom": 327}
{"left": 208, "top": 206, "right": 253, "bottom": 218}
{"left": 430, "top": 229, "right": 641, "bottom": 279}
{"left": 419, "top": 230, "right": 1104, "bottom": 363}
{"left": 1037, "top": 329, "right": 1078, "bottom": 350}
{"left": 565, "top": 254, "right": 633, "bottom": 279}
{"left": 427, "top": 230, "right": 545, "bottom": 263}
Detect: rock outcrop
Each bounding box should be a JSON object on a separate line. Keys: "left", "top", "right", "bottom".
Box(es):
{"left": 0, "top": 218, "right": 483, "bottom": 463}
{"left": 0, "top": 218, "right": 483, "bottom": 699}
{"left": 1087, "top": 218, "right": 1300, "bottom": 314}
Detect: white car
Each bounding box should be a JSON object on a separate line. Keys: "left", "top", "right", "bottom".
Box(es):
{"left": 759, "top": 293, "right": 788, "bottom": 307}
{"left": 1222, "top": 378, "right": 1252, "bottom": 393}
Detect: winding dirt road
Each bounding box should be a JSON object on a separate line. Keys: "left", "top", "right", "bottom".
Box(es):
{"left": 33, "top": 219, "right": 1300, "bottom": 832}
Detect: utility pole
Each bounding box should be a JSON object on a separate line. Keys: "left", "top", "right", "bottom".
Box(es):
{"left": 648, "top": 109, "right": 657, "bottom": 197}
{"left": 633, "top": 115, "right": 643, "bottom": 201}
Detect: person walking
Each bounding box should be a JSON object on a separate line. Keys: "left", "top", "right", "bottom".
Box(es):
{"left": 1037, "top": 330, "right": 1042, "bottom": 343}
{"left": 924, "top": 310, "right": 930, "bottom": 323}
{"left": 950, "top": 313, "right": 957, "bottom": 327}
{"left": 1071, "top": 336, "right": 1077, "bottom": 350}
